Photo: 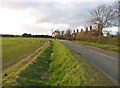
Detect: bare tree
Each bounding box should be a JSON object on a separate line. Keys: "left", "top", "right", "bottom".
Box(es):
{"left": 90, "top": 4, "right": 118, "bottom": 29}
{"left": 90, "top": 3, "right": 118, "bottom": 43}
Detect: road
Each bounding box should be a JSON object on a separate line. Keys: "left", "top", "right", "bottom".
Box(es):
{"left": 59, "top": 40, "right": 119, "bottom": 85}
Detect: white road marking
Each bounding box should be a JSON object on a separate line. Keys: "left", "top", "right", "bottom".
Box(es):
{"left": 89, "top": 49, "right": 118, "bottom": 60}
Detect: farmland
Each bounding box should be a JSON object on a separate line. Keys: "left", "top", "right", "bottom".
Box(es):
{"left": 2, "top": 38, "right": 50, "bottom": 86}
{"left": 2, "top": 39, "right": 113, "bottom": 86}
{"left": 2, "top": 38, "right": 46, "bottom": 68}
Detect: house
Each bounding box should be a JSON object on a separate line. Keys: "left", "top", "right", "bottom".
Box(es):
{"left": 72, "top": 25, "right": 101, "bottom": 38}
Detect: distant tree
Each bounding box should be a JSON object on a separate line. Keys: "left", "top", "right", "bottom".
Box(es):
{"left": 31, "top": 34, "right": 52, "bottom": 38}
{"left": 22, "top": 33, "right": 31, "bottom": 37}
{"left": 65, "top": 29, "right": 72, "bottom": 40}
{"left": 52, "top": 29, "right": 60, "bottom": 39}
{"left": 61, "top": 30, "right": 65, "bottom": 39}
{"left": 116, "top": 32, "right": 120, "bottom": 37}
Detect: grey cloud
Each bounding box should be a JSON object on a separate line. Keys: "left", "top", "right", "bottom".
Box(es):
{"left": 3, "top": 1, "right": 114, "bottom": 28}
{"left": 0, "top": 1, "right": 115, "bottom": 35}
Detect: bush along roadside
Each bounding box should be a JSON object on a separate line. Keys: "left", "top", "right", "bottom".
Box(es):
{"left": 9, "top": 40, "right": 114, "bottom": 86}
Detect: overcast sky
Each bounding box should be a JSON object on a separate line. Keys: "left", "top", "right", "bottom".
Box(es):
{"left": 0, "top": 0, "right": 117, "bottom": 35}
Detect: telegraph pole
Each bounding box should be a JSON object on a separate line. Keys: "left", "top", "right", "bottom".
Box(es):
{"left": 52, "top": 29, "right": 53, "bottom": 36}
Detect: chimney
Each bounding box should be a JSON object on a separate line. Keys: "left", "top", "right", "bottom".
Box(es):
{"left": 86, "top": 27, "right": 88, "bottom": 33}
{"left": 81, "top": 28, "right": 83, "bottom": 32}
{"left": 77, "top": 29, "right": 79, "bottom": 33}
{"left": 90, "top": 26, "right": 92, "bottom": 31}
{"left": 73, "top": 30, "right": 75, "bottom": 33}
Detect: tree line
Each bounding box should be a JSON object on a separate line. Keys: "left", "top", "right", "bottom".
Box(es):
{"left": 1, "top": 33, "right": 52, "bottom": 38}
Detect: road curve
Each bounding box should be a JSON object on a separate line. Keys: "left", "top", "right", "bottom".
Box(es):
{"left": 59, "top": 40, "right": 119, "bottom": 85}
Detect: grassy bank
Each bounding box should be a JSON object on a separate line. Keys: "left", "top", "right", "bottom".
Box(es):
{"left": 73, "top": 40, "right": 120, "bottom": 52}
{"left": 10, "top": 40, "right": 114, "bottom": 86}
{"left": 47, "top": 40, "right": 113, "bottom": 86}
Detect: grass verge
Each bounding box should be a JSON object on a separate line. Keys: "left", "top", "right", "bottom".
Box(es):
{"left": 47, "top": 40, "right": 113, "bottom": 86}
{"left": 73, "top": 40, "right": 120, "bottom": 52}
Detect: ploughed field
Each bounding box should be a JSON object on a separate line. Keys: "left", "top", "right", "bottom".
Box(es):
{"left": 2, "top": 38, "right": 46, "bottom": 68}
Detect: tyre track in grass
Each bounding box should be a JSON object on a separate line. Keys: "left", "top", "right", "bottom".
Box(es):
{"left": 12, "top": 41, "right": 53, "bottom": 86}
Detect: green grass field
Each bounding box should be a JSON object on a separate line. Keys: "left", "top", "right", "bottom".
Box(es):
{"left": 10, "top": 40, "right": 113, "bottom": 86}
{"left": 2, "top": 38, "right": 50, "bottom": 86}
{"left": 2, "top": 38, "right": 46, "bottom": 68}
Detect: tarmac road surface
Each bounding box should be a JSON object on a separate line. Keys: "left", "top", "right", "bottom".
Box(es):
{"left": 59, "top": 40, "right": 119, "bottom": 85}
